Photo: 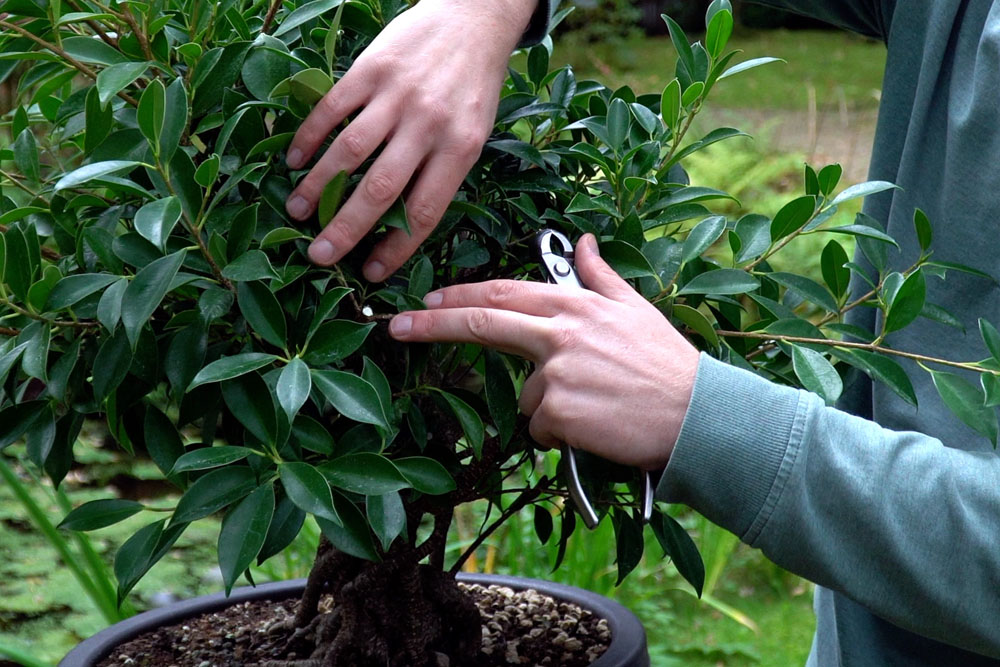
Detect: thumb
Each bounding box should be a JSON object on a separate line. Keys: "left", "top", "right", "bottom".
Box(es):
{"left": 575, "top": 234, "right": 641, "bottom": 304}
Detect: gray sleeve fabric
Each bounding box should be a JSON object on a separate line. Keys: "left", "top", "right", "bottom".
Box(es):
{"left": 518, "top": 0, "right": 551, "bottom": 47}
{"left": 657, "top": 353, "right": 1000, "bottom": 657}
{"left": 746, "top": 0, "right": 895, "bottom": 39}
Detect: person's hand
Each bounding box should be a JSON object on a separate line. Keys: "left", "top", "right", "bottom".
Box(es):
{"left": 284, "top": 0, "right": 538, "bottom": 282}
{"left": 388, "top": 234, "right": 701, "bottom": 470}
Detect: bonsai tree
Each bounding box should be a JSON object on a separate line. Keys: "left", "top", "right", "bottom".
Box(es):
{"left": 1, "top": 0, "right": 996, "bottom": 664}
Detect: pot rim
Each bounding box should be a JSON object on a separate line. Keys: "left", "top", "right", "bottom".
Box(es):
{"left": 59, "top": 573, "right": 649, "bottom": 667}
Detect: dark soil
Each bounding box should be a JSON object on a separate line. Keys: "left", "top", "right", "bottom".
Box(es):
{"left": 96, "top": 583, "right": 611, "bottom": 666}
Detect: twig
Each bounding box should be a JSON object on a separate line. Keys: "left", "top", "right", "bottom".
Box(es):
{"left": 450, "top": 482, "right": 545, "bottom": 574}
{"left": 119, "top": 6, "right": 154, "bottom": 62}
{"left": 261, "top": 0, "right": 283, "bottom": 35}
{"left": 0, "top": 326, "right": 20, "bottom": 336}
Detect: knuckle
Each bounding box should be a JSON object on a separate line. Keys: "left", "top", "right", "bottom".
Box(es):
{"left": 485, "top": 280, "right": 518, "bottom": 308}
{"left": 362, "top": 169, "right": 397, "bottom": 205}
{"left": 466, "top": 309, "right": 493, "bottom": 342}
{"left": 338, "top": 130, "right": 368, "bottom": 163}
{"left": 407, "top": 200, "right": 440, "bottom": 234}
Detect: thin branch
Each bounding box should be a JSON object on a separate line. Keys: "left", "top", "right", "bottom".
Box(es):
{"left": 0, "top": 326, "right": 20, "bottom": 336}
{"left": 261, "top": 0, "right": 283, "bottom": 35}
{"left": 450, "top": 483, "right": 545, "bottom": 574}
{"left": 119, "top": 6, "right": 153, "bottom": 62}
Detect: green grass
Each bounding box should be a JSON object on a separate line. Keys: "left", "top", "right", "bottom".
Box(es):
{"left": 542, "top": 28, "right": 886, "bottom": 112}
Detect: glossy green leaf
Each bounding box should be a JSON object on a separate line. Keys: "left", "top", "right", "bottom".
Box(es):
{"left": 260, "top": 227, "right": 308, "bottom": 248}
{"left": 221, "top": 373, "right": 278, "bottom": 445}
{"left": 791, "top": 346, "right": 842, "bottom": 406}
{"left": 0, "top": 401, "right": 48, "bottom": 450}
{"left": 277, "top": 357, "right": 311, "bottom": 421}
{"left": 170, "top": 446, "right": 254, "bottom": 474}
{"left": 218, "top": 484, "right": 274, "bottom": 594}
{"left": 311, "top": 370, "right": 389, "bottom": 430}
{"left": 114, "top": 520, "right": 165, "bottom": 603}
{"left": 818, "top": 164, "right": 842, "bottom": 196}
{"left": 913, "top": 208, "right": 932, "bottom": 253}
{"left": 318, "top": 170, "right": 348, "bottom": 225}
{"left": 671, "top": 304, "right": 720, "bottom": 348}
{"left": 830, "top": 180, "right": 898, "bottom": 206}
{"left": 137, "top": 78, "right": 165, "bottom": 152}
{"left": 682, "top": 215, "right": 726, "bottom": 263}
{"left": 733, "top": 213, "right": 771, "bottom": 263}
{"left": 613, "top": 508, "right": 644, "bottom": 585}
{"left": 931, "top": 370, "right": 998, "bottom": 444}
{"left": 160, "top": 79, "right": 188, "bottom": 163}
{"left": 394, "top": 457, "right": 456, "bottom": 495}
{"left": 768, "top": 272, "right": 839, "bottom": 313}
{"left": 485, "top": 351, "right": 517, "bottom": 446}
{"left": 317, "top": 494, "right": 379, "bottom": 561}
{"left": 367, "top": 492, "right": 405, "bottom": 551}
{"left": 194, "top": 153, "right": 221, "bottom": 188}
{"left": 121, "top": 250, "right": 186, "bottom": 347}
{"left": 46, "top": 273, "right": 119, "bottom": 310}
{"left": 534, "top": 505, "right": 554, "bottom": 544}
{"left": 92, "top": 328, "right": 132, "bottom": 401}
{"left": 257, "top": 495, "right": 306, "bottom": 564}
{"left": 222, "top": 249, "right": 278, "bottom": 281}
{"left": 133, "top": 196, "right": 182, "bottom": 251}
{"left": 770, "top": 195, "right": 816, "bottom": 241}
{"left": 273, "top": 0, "right": 344, "bottom": 37}
{"left": 651, "top": 511, "right": 705, "bottom": 596}
{"left": 705, "top": 7, "right": 733, "bottom": 58}
{"left": 13, "top": 129, "right": 39, "bottom": 183}
{"left": 660, "top": 79, "right": 681, "bottom": 130}
{"left": 288, "top": 68, "right": 334, "bottom": 106}
{"left": 606, "top": 98, "right": 630, "bottom": 153}
{"left": 981, "top": 319, "right": 1000, "bottom": 366}
{"left": 172, "top": 467, "right": 258, "bottom": 524}
{"left": 96, "top": 61, "right": 149, "bottom": 106}
{"left": 60, "top": 498, "right": 145, "bottom": 532}
{"left": 599, "top": 240, "right": 655, "bottom": 279}
{"left": 55, "top": 160, "right": 142, "bottom": 191}
{"left": 62, "top": 35, "right": 129, "bottom": 65}
{"left": 237, "top": 281, "right": 287, "bottom": 349}
{"left": 322, "top": 453, "right": 409, "bottom": 495}
{"left": 717, "top": 56, "right": 783, "bottom": 81}
{"left": 884, "top": 270, "right": 926, "bottom": 334}
{"left": 279, "top": 462, "right": 341, "bottom": 524}
{"left": 825, "top": 223, "right": 899, "bottom": 248}
{"left": 820, "top": 240, "right": 850, "bottom": 299}
{"left": 677, "top": 269, "right": 760, "bottom": 297}
{"left": 437, "top": 391, "right": 484, "bottom": 458}
{"left": 304, "top": 320, "right": 375, "bottom": 365}
{"left": 832, "top": 349, "right": 917, "bottom": 407}
{"left": 144, "top": 405, "right": 185, "bottom": 477}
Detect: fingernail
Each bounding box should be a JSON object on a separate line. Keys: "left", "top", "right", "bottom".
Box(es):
{"left": 584, "top": 234, "right": 599, "bottom": 254}
{"left": 390, "top": 315, "right": 412, "bottom": 337}
{"left": 309, "top": 239, "right": 336, "bottom": 264}
{"left": 364, "top": 261, "right": 386, "bottom": 282}
{"left": 287, "top": 195, "right": 310, "bottom": 219}
{"left": 286, "top": 148, "right": 303, "bottom": 169}
{"left": 424, "top": 291, "right": 443, "bottom": 308}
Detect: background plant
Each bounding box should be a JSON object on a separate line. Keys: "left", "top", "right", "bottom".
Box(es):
{"left": 1, "top": 0, "right": 997, "bottom": 664}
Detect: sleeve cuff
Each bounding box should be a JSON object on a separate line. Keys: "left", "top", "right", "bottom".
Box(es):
{"left": 517, "top": 0, "right": 551, "bottom": 47}
{"left": 656, "top": 352, "right": 815, "bottom": 543}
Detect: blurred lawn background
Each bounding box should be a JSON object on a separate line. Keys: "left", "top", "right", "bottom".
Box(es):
{"left": 1, "top": 23, "right": 888, "bottom": 667}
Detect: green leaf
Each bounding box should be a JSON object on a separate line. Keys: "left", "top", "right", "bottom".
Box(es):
{"left": 46, "top": 273, "right": 120, "bottom": 310}
{"left": 606, "top": 98, "right": 630, "bottom": 153}
{"left": 981, "top": 319, "right": 1000, "bottom": 366}
{"left": 791, "top": 346, "right": 843, "bottom": 406}
{"left": 277, "top": 358, "right": 311, "bottom": 421}
{"left": 485, "top": 351, "right": 517, "bottom": 446}
{"left": 137, "top": 78, "right": 165, "bottom": 152}
{"left": 221, "top": 373, "right": 278, "bottom": 445}
{"left": 237, "top": 281, "right": 287, "bottom": 349}
{"left": 718, "top": 56, "right": 783, "bottom": 81}
{"left": 273, "top": 0, "right": 344, "bottom": 37}
{"left": 293, "top": 415, "right": 336, "bottom": 455}
{"left": 279, "top": 462, "right": 341, "bottom": 524}
{"left": 318, "top": 170, "right": 348, "bottom": 225}
{"left": 322, "top": 453, "right": 410, "bottom": 495}
{"left": 825, "top": 224, "right": 900, "bottom": 248}
{"left": 379, "top": 197, "right": 410, "bottom": 234}
{"left": 194, "top": 154, "right": 221, "bottom": 188}
{"left": 0, "top": 401, "right": 48, "bottom": 449}
{"left": 770, "top": 195, "right": 816, "bottom": 241}
{"left": 59, "top": 499, "right": 144, "bottom": 531}
{"left": 133, "top": 196, "right": 182, "bottom": 251}
{"left": 55, "top": 160, "right": 142, "bottom": 191}
{"left": 651, "top": 511, "right": 704, "bottom": 596}
{"left": 114, "top": 520, "right": 165, "bottom": 603}
{"left": 599, "top": 240, "right": 655, "bottom": 279}
{"left": 62, "top": 35, "right": 129, "bottom": 65}
{"left": 913, "top": 208, "right": 933, "bottom": 253}
{"left": 304, "top": 320, "right": 375, "bottom": 365}
{"left": 325, "top": 0, "right": 347, "bottom": 75}
{"left": 437, "top": 390, "right": 484, "bottom": 458}
{"left": 733, "top": 214, "right": 770, "bottom": 263}
{"left": 222, "top": 249, "right": 278, "bottom": 281}
{"left": 931, "top": 370, "right": 998, "bottom": 444}
{"left": 534, "top": 505, "right": 553, "bottom": 544}
{"left": 768, "top": 272, "right": 839, "bottom": 313}
{"left": 242, "top": 45, "right": 292, "bottom": 101}
{"left": 92, "top": 328, "right": 132, "bottom": 401}
{"left": 311, "top": 370, "right": 389, "bottom": 430}
{"left": 682, "top": 215, "right": 726, "bottom": 263}
{"left": 832, "top": 348, "right": 917, "bottom": 407}
{"left": 820, "top": 240, "right": 850, "bottom": 299}
{"left": 288, "top": 68, "right": 334, "bottom": 106}
{"left": 317, "top": 493, "right": 379, "bottom": 561}
{"left": 261, "top": 227, "right": 308, "bottom": 248}
{"left": 367, "top": 492, "right": 405, "bottom": 551}
{"left": 160, "top": 79, "right": 188, "bottom": 163}
{"left": 705, "top": 7, "right": 733, "bottom": 58}
{"left": 19, "top": 321, "right": 49, "bottom": 381}
{"left": 257, "top": 496, "right": 305, "bottom": 564}
{"left": 671, "top": 304, "right": 719, "bottom": 348}
{"left": 612, "top": 508, "right": 644, "bottom": 585}
{"left": 172, "top": 467, "right": 258, "bottom": 524}
{"left": 818, "top": 164, "right": 842, "bottom": 196}
{"left": 680, "top": 80, "right": 704, "bottom": 107}
{"left": 218, "top": 484, "right": 274, "bottom": 594}
{"left": 883, "top": 270, "right": 926, "bottom": 333}
{"left": 13, "top": 129, "right": 39, "bottom": 183}
{"left": 170, "top": 446, "right": 254, "bottom": 474}
{"left": 144, "top": 405, "right": 185, "bottom": 477}
{"left": 660, "top": 79, "right": 681, "bottom": 130}
{"left": 830, "top": 180, "right": 898, "bottom": 206}
{"left": 677, "top": 269, "right": 760, "bottom": 297}
{"left": 391, "top": 458, "right": 453, "bottom": 497}
{"left": 923, "top": 260, "right": 995, "bottom": 283}
{"left": 96, "top": 61, "right": 149, "bottom": 106}
{"left": 121, "top": 250, "right": 186, "bottom": 347}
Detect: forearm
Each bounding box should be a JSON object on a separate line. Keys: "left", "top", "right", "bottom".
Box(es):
{"left": 660, "top": 354, "right": 1000, "bottom": 656}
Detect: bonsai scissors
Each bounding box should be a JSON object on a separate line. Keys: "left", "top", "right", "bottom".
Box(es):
{"left": 536, "top": 229, "right": 654, "bottom": 530}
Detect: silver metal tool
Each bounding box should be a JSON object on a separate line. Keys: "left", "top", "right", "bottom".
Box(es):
{"left": 536, "top": 229, "right": 654, "bottom": 530}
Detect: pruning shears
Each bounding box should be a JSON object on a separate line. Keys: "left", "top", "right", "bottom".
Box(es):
{"left": 536, "top": 229, "right": 654, "bottom": 530}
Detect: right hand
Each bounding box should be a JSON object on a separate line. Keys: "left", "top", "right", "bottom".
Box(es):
{"left": 284, "top": 0, "right": 539, "bottom": 282}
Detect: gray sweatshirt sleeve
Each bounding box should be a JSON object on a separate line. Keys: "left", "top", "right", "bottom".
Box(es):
{"left": 746, "top": 0, "right": 894, "bottom": 38}
{"left": 657, "top": 353, "right": 1000, "bottom": 657}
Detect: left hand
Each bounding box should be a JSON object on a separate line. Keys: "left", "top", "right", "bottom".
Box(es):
{"left": 388, "top": 234, "right": 701, "bottom": 470}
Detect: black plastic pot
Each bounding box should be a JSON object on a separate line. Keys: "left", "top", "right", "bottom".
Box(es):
{"left": 59, "top": 573, "right": 650, "bottom": 667}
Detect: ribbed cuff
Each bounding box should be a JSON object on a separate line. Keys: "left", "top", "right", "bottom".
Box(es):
{"left": 517, "top": 0, "right": 551, "bottom": 47}
{"left": 656, "top": 353, "right": 812, "bottom": 543}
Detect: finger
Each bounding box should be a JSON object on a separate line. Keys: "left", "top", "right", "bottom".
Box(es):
{"left": 286, "top": 103, "right": 397, "bottom": 224}
{"left": 423, "top": 280, "right": 574, "bottom": 318}
{"left": 528, "top": 405, "right": 560, "bottom": 450}
{"left": 308, "top": 126, "right": 433, "bottom": 266}
{"left": 518, "top": 370, "right": 545, "bottom": 416}
{"left": 285, "top": 70, "right": 370, "bottom": 170}
{"left": 389, "top": 307, "right": 550, "bottom": 360}
{"left": 575, "top": 233, "right": 643, "bottom": 305}
{"left": 362, "top": 147, "right": 479, "bottom": 282}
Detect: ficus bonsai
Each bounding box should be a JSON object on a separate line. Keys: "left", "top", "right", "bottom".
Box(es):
{"left": 1, "top": 0, "right": 997, "bottom": 664}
